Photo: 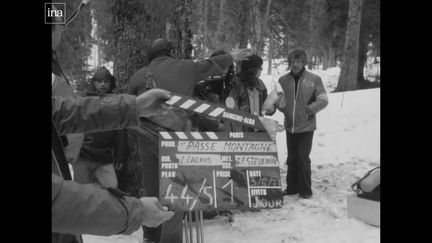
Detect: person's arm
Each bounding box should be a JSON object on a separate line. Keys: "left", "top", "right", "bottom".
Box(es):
{"left": 194, "top": 48, "right": 252, "bottom": 82}
{"left": 262, "top": 78, "right": 285, "bottom": 115}
{"left": 193, "top": 54, "right": 234, "bottom": 81}
{"left": 127, "top": 74, "right": 139, "bottom": 95}
{"left": 52, "top": 89, "right": 171, "bottom": 135}
{"left": 258, "top": 79, "right": 277, "bottom": 116}
{"left": 52, "top": 95, "right": 138, "bottom": 135}
{"left": 114, "top": 129, "right": 129, "bottom": 165}
{"left": 52, "top": 173, "right": 144, "bottom": 236}
{"left": 306, "top": 76, "right": 328, "bottom": 115}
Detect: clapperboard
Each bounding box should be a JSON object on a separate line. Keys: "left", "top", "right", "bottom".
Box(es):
{"left": 159, "top": 131, "right": 283, "bottom": 211}
{"left": 158, "top": 93, "right": 283, "bottom": 211}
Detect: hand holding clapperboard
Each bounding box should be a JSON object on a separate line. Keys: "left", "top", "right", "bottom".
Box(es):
{"left": 158, "top": 87, "right": 286, "bottom": 212}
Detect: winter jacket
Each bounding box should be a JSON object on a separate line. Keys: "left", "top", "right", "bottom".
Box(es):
{"left": 52, "top": 95, "right": 144, "bottom": 243}
{"left": 277, "top": 70, "right": 328, "bottom": 134}
{"left": 229, "top": 76, "right": 274, "bottom": 132}
{"left": 127, "top": 54, "right": 233, "bottom": 131}
{"left": 78, "top": 76, "right": 129, "bottom": 165}
{"left": 235, "top": 77, "right": 269, "bottom": 115}
{"left": 52, "top": 52, "right": 84, "bottom": 165}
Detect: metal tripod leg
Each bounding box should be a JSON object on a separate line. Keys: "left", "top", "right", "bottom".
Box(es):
{"left": 183, "top": 212, "right": 190, "bottom": 243}
{"left": 188, "top": 211, "right": 194, "bottom": 242}
{"left": 199, "top": 211, "right": 204, "bottom": 243}
{"left": 183, "top": 210, "right": 205, "bottom": 243}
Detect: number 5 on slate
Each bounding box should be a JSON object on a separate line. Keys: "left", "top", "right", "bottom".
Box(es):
{"left": 203, "top": 186, "right": 213, "bottom": 206}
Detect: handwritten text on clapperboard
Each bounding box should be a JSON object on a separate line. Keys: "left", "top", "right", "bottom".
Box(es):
{"left": 159, "top": 132, "right": 283, "bottom": 211}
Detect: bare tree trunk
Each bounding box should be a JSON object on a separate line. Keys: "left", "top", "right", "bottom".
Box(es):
{"left": 268, "top": 35, "right": 273, "bottom": 75}
{"left": 201, "top": 0, "right": 209, "bottom": 54}
{"left": 252, "top": 0, "right": 262, "bottom": 54}
{"left": 97, "top": 39, "right": 102, "bottom": 67}
{"left": 357, "top": 34, "right": 368, "bottom": 84}
{"left": 323, "top": 49, "right": 329, "bottom": 70}
{"left": 238, "top": 0, "right": 251, "bottom": 48}
{"left": 261, "top": 0, "right": 272, "bottom": 56}
{"left": 308, "top": 0, "right": 326, "bottom": 66}
{"left": 357, "top": 3, "right": 369, "bottom": 85}
{"left": 181, "top": 0, "right": 193, "bottom": 59}
{"left": 216, "top": 0, "right": 229, "bottom": 50}
{"left": 336, "top": 0, "right": 364, "bottom": 92}
{"left": 329, "top": 47, "right": 336, "bottom": 67}
{"left": 251, "top": 0, "right": 272, "bottom": 56}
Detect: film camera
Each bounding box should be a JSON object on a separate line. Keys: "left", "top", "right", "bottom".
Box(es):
{"left": 192, "top": 64, "right": 236, "bottom": 105}
{"left": 191, "top": 64, "right": 237, "bottom": 131}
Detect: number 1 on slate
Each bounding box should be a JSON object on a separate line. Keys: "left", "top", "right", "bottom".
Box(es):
{"left": 222, "top": 179, "right": 235, "bottom": 205}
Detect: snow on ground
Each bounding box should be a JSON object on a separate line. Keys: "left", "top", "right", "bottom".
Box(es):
{"left": 84, "top": 60, "right": 380, "bottom": 243}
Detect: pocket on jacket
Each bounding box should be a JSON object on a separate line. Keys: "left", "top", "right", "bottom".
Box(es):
{"left": 307, "top": 113, "right": 315, "bottom": 121}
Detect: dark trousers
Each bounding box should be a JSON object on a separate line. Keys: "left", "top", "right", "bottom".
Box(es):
{"left": 285, "top": 131, "right": 314, "bottom": 196}
{"left": 136, "top": 121, "right": 184, "bottom": 243}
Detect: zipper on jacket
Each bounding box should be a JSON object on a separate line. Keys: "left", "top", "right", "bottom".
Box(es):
{"left": 291, "top": 76, "right": 300, "bottom": 133}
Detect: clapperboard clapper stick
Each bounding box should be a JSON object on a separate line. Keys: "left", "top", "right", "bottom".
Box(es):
{"left": 165, "top": 92, "right": 284, "bottom": 141}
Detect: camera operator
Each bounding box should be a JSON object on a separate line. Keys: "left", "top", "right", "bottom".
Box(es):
{"left": 192, "top": 50, "right": 242, "bottom": 132}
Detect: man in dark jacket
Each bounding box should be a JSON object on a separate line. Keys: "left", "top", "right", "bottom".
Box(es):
{"left": 74, "top": 66, "right": 129, "bottom": 190}
{"left": 263, "top": 49, "right": 328, "bottom": 199}
{"left": 52, "top": 17, "right": 174, "bottom": 243}
{"left": 127, "top": 39, "right": 251, "bottom": 243}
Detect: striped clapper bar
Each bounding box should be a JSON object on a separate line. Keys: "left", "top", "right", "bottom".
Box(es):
{"left": 159, "top": 131, "right": 283, "bottom": 211}
{"left": 165, "top": 92, "right": 270, "bottom": 134}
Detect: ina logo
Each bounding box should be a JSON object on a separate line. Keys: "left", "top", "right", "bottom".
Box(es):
{"left": 45, "top": 3, "right": 66, "bottom": 24}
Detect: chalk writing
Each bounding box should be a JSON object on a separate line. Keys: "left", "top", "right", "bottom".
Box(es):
{"left": 251, "top": 189, "right": 267, "bottom": 196}
{"left": 221, "top": 179, "right": 235, "bottom": 204}
{"left": 177, "top": 141, "right": 276, "bottom": 153}
{"left": 176, "top": 154, "right": 223, "bottom": 166}
{"left": 164, "top": 184, "right": 179, "bottom": 203}
{"left": 235, "top": 155, "right": 279, "bottom": 167}
{"left": 251, "top": 197, "right": 283, "bottom": 209}
{"left": 249, "top": 176, "right": 281, "bottom": 187}
{"left": 159, "top": 131, "right": 282, "bottom": 210}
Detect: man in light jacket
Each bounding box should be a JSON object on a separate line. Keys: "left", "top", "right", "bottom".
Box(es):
{"left": 263, "top": 49, "right": 328, "bottom": 199}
